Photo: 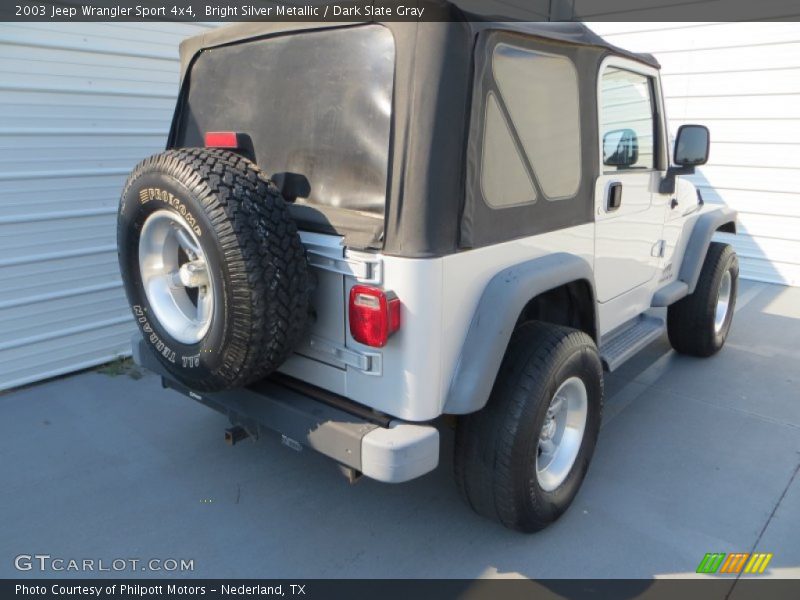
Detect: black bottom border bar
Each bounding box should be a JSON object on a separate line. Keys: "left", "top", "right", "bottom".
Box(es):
{"left": 4, "top": 579, "right": 800, "bottom": 600}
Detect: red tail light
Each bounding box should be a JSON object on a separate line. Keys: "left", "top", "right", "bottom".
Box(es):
{"left": 349, "top": 285, "right": 401, "bottom": 348}
{"left": 204, "top": 131, "right": 239, "bottom": 148}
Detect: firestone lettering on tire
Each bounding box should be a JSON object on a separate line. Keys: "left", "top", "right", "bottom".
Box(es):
{"left": 138, "top": 187, "right": 202, "bottom": 237}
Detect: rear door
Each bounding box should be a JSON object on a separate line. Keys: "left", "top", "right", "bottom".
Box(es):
{"left": 594, "top": 59, "right": 667, "bottom": 302}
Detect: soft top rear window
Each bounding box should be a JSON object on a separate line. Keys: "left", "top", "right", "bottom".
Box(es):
{"left": 175, "top": 25, "right": 395, "bottom": 246}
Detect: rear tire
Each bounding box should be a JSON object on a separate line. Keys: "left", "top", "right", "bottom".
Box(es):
{"left": 667, "top": 242, "right": 738, "bottom": 357}
{"left": 454, "top": 322, "right": 603, "bottom": 533}
{"left": 118, "top": 148, "right": 310, "bottom": 391}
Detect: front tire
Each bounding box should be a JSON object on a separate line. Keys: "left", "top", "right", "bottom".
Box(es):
{"left": 454, "top": 322, "right": 603, "bottom": 533}
{"left": 667, "top": 241, "right": 738, "bottom": 357}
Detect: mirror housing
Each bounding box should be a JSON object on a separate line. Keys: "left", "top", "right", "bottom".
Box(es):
{"left": 660, "top": 124, "right": 710, "bottom": 194}
{"left": 674, "top": 124, "right": 710, "bottom": 166}
{"left": 603, "top": 128, "right": 639, "bottom": 167}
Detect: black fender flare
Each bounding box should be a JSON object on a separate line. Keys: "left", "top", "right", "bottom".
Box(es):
{"left": 679, "top": 207, "right": 737, "bottom": 294}
{"left": 443, "top": 253, "right": 597, "bottom": 415}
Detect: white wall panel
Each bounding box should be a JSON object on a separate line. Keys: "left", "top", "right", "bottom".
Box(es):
{"left": 0, "top": 22, "right": 215, "bottom": 391}
{"left": 591, "top": 22, "right": 800, "bottom": 286}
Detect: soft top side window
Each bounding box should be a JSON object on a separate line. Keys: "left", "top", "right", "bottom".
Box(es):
{"left": 480, "top": 42, "right": 582, "bottom": 209}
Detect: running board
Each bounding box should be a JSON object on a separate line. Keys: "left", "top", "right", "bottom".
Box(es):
{"left": 600, "top": 315, "right": 665, "bottom": 371}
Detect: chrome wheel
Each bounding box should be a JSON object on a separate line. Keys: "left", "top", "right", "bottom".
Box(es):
{"left": 138, "top": 210, "right": 213, "bottom": 344}
{"left": 714, "top": 270, "right": 732, "bottom": 334}
{"left": 536, "top": 376, "right": 588, "bottom": 492}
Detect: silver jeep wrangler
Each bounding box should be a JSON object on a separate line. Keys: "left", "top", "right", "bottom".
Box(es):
{"left": 120, "top": 17, "right": 738, "bottom": 532}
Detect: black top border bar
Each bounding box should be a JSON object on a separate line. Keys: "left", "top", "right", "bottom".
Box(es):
{"left": 2, "top": 0, "right": 800, "bottom": 22}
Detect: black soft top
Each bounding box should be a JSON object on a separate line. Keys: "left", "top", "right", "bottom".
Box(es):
{"left": 178, "top": 17, "right": 658, "bottom": 78}
{"left": 172, "top": 10, "right": 660, "bottom": 257}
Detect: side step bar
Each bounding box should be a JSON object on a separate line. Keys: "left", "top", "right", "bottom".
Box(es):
{"left": 131, "top": 336, "right": 439, "bottom": 483}
{"left": 600, "top": 315, "right": 666, "bottom": 371}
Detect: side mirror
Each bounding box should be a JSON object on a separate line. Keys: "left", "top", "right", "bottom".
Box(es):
{"left": 660, "top": 124, "right": 710, "bottom": 194}
{"left": 674, "top": 124, "right": 710, "bottom": 166}
{"left": 603, "top": 128, "right": 639, "bottom": 167}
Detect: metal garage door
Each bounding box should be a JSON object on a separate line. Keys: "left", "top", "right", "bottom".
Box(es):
{"left": 0, "top": 22, "right": 215, "bottom": 391}
{"left": 590, "top": 22, "right": 800, "bottom": 287}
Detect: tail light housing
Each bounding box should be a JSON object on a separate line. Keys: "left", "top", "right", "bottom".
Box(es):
{"left": 349, "top": 285, "right": 401, "bottom": 348}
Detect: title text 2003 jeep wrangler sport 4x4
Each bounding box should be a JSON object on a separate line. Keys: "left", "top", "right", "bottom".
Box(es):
{"left": 119, "top": 16, "right": 738, "bottom": 532}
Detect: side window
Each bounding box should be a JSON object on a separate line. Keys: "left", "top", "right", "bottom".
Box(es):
{"left": 600, "top": 68, "right": 655, "bottom": 171}
{"left": 480, "top": 43, "right": 582, "bottom": 208}
{"left": 481, "top": 92, "right": 537, "bottom": 208}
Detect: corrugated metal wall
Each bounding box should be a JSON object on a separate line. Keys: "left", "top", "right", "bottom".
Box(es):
{"left": 590, "top": 22, "right": 800, "bottom": 287}
{"left": 0, "top": 23, "right": 215, "bottom": 391}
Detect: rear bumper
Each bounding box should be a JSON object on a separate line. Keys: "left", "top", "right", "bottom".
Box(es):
{"left": 131, "top": 336, "right": 439, "bottom": 483}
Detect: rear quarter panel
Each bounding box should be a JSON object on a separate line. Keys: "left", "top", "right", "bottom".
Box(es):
{"left": 348, "top": 224, "right": 594, "bottom": 421}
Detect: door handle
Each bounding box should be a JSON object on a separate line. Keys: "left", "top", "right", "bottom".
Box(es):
{"left": 607, "top": 182, "right": 622, "bottom": 211}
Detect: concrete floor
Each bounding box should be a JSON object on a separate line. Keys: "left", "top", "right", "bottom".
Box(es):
{"left": 1, "top": 280, "right": 798, "bottom": 582}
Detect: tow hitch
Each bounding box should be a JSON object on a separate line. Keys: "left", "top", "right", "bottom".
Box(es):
{"left": 224, "top": 426, "right": 250, "bottom": 446}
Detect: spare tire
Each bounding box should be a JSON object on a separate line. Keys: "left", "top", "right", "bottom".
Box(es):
{"left": 117, "top": 148, "right": 310, "bottom": 391}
